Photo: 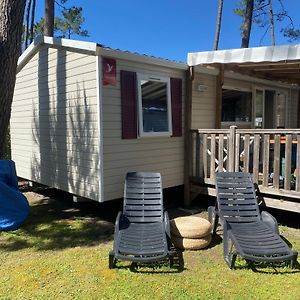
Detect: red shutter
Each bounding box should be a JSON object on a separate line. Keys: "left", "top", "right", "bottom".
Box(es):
{"left": 121, "top": 70, "right": 137, "bottom": 139}
{"left": 171, "top": 78, "right": 182, "bottom": 137}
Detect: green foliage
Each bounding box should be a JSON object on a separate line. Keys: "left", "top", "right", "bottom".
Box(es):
{"left": 29, "top": 1, "right": 89, "bottom": 40}
{"left": 56, "top": 6, "right": 89, "bottom": 39}
{"left": 234, "top": 0, "right": 247, "bottom": 16}
{"left": 281, "top": 27, "right": 300, "bottom": 42}
{"left": 234, "top": 0, "right": 300, "bottom": 43}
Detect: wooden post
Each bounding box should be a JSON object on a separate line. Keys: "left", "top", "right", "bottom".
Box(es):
{"left": 296, "top": 135, "right": 300, "bottom": 191}
{"left": 184, "top": 67, "right": 194, "bottom": 207}
{"left": 195, "top": 133, "right": 200, "bottom": 177}
{"left": 218, "top": 134, "right": 224, "bottom": 172}
{"left": 215, "top": 65, "right": 224, "bottom": 128}
{"left": 284, "top": 134, "right": 292, "bottom": 190}
{"left": 273, "top": 134, "right": 280, "bottom": 189}
{"left": 234, "top": 133, "right": 240, "bottom": 172}
{"left": 210, "top": 134, "right": 216, "bottom": 179}
{"left": 203, "top": 134, "right": 208, "bottom": 180}
{"left": 228, "top": 126, "right": 236, "bottom": 172}
{"left": 243, "top": 134, "right": 250, "bottom": 173}
{"left": 252, "top": 134, "right": 260, "bottom": 184}
{"left": 297, "top": 90, "right": 300, "bottom": 128}
{"left": 262, "top": 134, "right": 270, "bottom": 187}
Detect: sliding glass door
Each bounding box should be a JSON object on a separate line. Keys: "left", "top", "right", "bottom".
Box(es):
{"left": 254, "top": 88, "right": 264, "bottom": 128}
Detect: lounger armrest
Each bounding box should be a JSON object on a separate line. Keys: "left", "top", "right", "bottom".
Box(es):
{"left": 112, "top": 211, "right": 123, "bottom": 253}
{"left": 114, "top": 211, "right": 123, "bottom": 231}
{"left": 164, "top": 211, "right": 171, "bottom": 239}
{"left": 261, "top": 211, "right": 280, "bottom": 235}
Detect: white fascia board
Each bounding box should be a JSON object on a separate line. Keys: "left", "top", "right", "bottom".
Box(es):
{"left": 188, "top": 44, "right": 300, "bottom": 66}
{"left": 98, "top": 47, "right": 188, "bottom": 71}
{"left": 17, "top": 35, "right": 44, "bottom": 72}
{"left": 17, "top": 36, "right": 98, "bottom": 73}
{"left": 43, "top": 36, "right": 98, "bottom": 53}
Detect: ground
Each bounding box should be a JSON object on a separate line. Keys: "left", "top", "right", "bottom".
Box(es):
{"left": 0, "top": 184, "right": 299, "bottom": 299}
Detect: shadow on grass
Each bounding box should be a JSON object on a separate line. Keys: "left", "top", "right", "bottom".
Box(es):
{"left": 234, "top": 259, "right": 300, "bottom": 274}
{"left": 206, "top": 233, "right": 222, "bottom": 249}
{"left": 114, "top": 250, "right": 185, "bottom": 274}
{"left": 0, "top": 188, "right": 122, "bottom": 252}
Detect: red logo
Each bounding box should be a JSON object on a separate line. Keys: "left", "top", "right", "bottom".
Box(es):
{"left": 102, "top": 58, "right": 116, "bottom": 86}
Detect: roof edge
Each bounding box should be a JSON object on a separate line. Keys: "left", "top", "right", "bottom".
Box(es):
{"left": 98, "top": 47, "right": 188, "bottom": 71}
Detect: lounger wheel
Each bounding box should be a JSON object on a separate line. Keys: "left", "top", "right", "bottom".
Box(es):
{"left": 109, "top": 251, "right": 116, "bottom": 269}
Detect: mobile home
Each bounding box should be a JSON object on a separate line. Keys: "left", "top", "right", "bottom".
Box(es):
{"left": 11, "top": 36, "right": 187, "bottom": 202}
{"left": 11, "top": 37, "right": 300, "bottom": 212}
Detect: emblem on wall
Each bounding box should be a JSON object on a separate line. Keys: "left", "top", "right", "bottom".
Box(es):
{"left": 102, "top": 58, "right": 117, "bottom": 86}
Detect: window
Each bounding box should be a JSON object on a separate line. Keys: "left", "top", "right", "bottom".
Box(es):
{"left": 222, "top": 89, "right": 252, "bottom": 123}
{"left": 137, "top": 74, "right": 172, "bottom": 137}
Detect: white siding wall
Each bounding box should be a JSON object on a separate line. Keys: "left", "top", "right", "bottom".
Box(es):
{"left": 191, "top": 72, "right": 299, "bottom": 130}
{"left": 191, "top": 72, "right": 216, "bottom": 129}
{"left": 11, "top": 46, "right": 100, "bottom": 200}
{"left": 102, "top": 58, "right": 185, "bottom": 201}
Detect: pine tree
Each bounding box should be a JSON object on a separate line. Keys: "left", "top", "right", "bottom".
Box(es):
{"left": 213, "top": 0, "right": 224, "bottom": 50}
{"left": 0, "top": 0, "right": 27, "bottom": 158}
{"left": 44, "top": 0, "right": 54, "bottom": 36}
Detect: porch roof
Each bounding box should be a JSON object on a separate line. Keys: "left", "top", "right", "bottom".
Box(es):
{"left": 188, "top": 44, "right": 300, "bottom": 85}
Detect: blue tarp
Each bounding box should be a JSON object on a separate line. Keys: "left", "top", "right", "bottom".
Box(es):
{"left": 0, "top": 160, "right": 29, "bottom": 231}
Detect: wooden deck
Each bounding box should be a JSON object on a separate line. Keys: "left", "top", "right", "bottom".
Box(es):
{"left": 188, "top": 126, "right": 300, "bottom": 213}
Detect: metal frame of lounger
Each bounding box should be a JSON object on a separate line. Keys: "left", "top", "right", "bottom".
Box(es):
{"left": 209, "top": 172, "right": 298, "bottom": 269}
{"left": 109, "top": 172, "right": 172, "bottom": 268}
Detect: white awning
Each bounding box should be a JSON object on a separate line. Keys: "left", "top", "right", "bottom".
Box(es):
{"left": 188, "top": 44, "right": 300, "bottom": 66}
{"left": 187, "top": 44, "right": 300, "bottom": 85}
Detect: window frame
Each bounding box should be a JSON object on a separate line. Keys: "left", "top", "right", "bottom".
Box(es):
{"left": 137, "top": 73, "right": 173, "bottom": 137}
{"left": 221, "top": 86, "right": 253, "bottom": 128}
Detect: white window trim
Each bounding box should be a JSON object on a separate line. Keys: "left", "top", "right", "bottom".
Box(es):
{"left": 137, "top": 73, "right": 172, "bottom": 137}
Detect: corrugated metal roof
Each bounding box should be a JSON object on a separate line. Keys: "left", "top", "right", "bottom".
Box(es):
{"left": 97, "top": 43, "right": 185, "bottom": 64}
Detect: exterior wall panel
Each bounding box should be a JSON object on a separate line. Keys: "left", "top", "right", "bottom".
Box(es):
{"left": 11, "top": 46, "right": 100, "bottom": 201}
{"left": 102, "top": 58, "right": 186, "bottom": 201}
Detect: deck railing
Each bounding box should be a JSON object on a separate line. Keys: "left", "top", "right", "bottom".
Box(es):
{"left": 190, "top": 126, "right": 300, "bottom": 200}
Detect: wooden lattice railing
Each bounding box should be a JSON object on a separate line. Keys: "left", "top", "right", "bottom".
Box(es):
{"left": 190, "top": 126, "right": 300, "bottom": 200}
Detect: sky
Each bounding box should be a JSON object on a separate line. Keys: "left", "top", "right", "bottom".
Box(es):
{"left": 34, "top": 0, "right": 300, "bottom": 62}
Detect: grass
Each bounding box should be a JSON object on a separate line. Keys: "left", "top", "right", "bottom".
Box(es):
{"left": 0, "top": 188, "right": 299, "bottom": 300}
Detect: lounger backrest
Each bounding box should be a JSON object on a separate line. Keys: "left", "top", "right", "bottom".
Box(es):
{"left": 216, "top": 172, "right": 261, "bottom": 223}
{"left": 123, "top": 172, "right": 164, "bottom": 223}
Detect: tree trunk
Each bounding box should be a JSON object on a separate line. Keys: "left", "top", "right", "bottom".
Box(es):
{"left": 214, "top": 0, "right": 224, "bottom": 50}
{"left": 0, "top": 0, "right": 26, "bottom": 158}
{"left": 29, "top": 0, "right": 36, "bottom": 44}
{"left": 269, "top": 0, "right": 275, "bottom": 46}
{"left": 24, "top": 0, "right": 32, "bottom": 49}
{"left": 241, "top": 0, "right": 254, "bottom": 48}
{"left": 44, "top": 0, "right": 54, "bottom": 36}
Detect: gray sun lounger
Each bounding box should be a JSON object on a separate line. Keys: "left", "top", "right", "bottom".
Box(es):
{"left": 209, "top": 172, "right": 298, "bottom": 269}
{"left": 109, "top": 172, "right": 172, "bottom": 268}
